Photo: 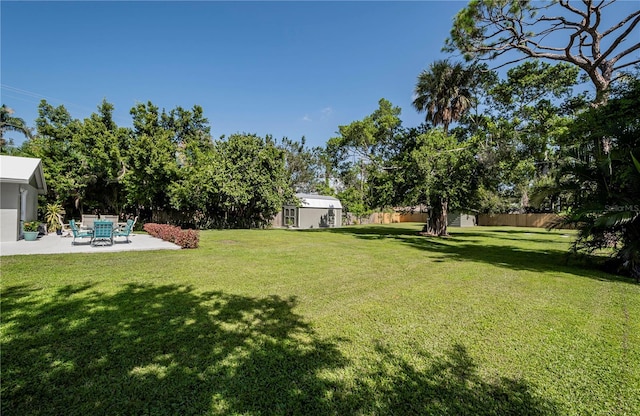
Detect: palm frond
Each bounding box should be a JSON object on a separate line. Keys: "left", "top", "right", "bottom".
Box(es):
{"left": 594, "top": 210, "right": 639, "bottom": 228}
{"left": 632, "top": 152, "right": 640, "bottom": 173}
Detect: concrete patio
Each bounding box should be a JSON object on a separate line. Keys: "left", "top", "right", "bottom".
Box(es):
{"left": 0, "top": 233, "right": 181, "bottom": 256}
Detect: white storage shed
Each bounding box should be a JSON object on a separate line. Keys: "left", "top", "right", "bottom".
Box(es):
{"left": 280, "top": 193, "right": 342, "bottom": 229}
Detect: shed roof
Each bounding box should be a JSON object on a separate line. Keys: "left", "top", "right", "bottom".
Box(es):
{"left": 0, "top": 155, "right": 47, "bottom": 193}
{"left": 296, "top": 193, "right": 343, "bottom": 209}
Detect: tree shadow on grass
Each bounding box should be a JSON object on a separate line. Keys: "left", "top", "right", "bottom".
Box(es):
{"left": 2, "top": 284, "right": 559, "bottom": 415}
{"left": 308, "top": 225, "right": 630, "bottom": 283}
{"left": 1, "top": 283, "right": 345, "bottom": 415}
{"left": 334, "top": 342, "right": 559, "bottom": 415}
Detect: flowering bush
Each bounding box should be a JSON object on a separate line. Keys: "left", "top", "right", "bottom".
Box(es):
{"left": 23, "top": 221, "right": 40, "bottom": 232}
{"left": 143, "top": 223, "right": 199, "bottom": 249}
{"left": 174, "top": 229, "right": 199, "bottom": 249}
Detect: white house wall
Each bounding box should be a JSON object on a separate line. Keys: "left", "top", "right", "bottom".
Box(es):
{"left": 1, "top": 183, "right": 20, "bottom": 241}
{"left": 0, "top": 183, "right": 39, "bottom": 241}
{"left": 24, "top": 184, "right": 39, "bottom": 222}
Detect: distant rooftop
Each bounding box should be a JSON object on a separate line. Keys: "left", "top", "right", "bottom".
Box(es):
{"left": 295, "top": 193, "right": 342, "bottom": 209}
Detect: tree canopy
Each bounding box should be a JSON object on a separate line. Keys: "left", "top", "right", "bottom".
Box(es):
{"left": 413, "top": 60, "right": 474, "bottom": 133}
{"left": 16, "top": 99, "right": 293, "bottom": 229}
{"left": 445, "top": 0, "right": 640, "bottom": 105}
{"left": 326, "top": 98, "right": 403, "bottom": 220}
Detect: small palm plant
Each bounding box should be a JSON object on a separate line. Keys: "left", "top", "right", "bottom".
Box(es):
{"left": 45, "top": 203, "right": 64, "bottom": 233}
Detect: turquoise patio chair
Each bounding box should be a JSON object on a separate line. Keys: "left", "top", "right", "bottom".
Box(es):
{"left": 92, "top": 221, "right": 114, "bottom": 246}
{"left": 69, "top": 219, "right": 93, "bottom": 245}
{"left": 113, "top": 219, "right": 134, "bottom": 243}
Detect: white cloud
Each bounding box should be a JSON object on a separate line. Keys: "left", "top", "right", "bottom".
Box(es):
{"left": 302, "top": 106, "right": 333, "bottom": 123}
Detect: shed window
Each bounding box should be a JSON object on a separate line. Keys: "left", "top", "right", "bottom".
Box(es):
{"left": 327, "top": 208, "right": 335, "bottom": 227}
{"left": 284, "top": 207, "right": 297, "bottom": 227}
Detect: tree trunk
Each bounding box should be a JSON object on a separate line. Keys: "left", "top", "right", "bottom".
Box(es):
{"left": 588, "top": 65, "right": 611, "bottom": 108}
{"left": 422, "top": 198, "right": 449, "bottom": 236}
{"left": 520, "top": 188, "right": 529, "bottom": 213}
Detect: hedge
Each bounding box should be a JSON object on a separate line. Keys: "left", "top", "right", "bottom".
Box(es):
{"left": 143, "top": 223, "right": 199, "bottom": 249}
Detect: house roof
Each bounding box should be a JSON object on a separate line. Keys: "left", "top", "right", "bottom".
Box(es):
{"left": 0, "top": 155, "right": 47, "bottom": 193}
{"left": 296, "top": 193, "right": 343, "bottom": 209}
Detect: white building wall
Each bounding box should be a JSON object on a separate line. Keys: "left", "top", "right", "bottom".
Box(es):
{"left": 298, "top": 207, "right": 342, "bottom": 229}
{"left": 24, "top": 185, "right": 39, "bottom": 221}
{"left": 1, "top": 183, "right": 20, "bottom": 241}
{"left": 0, "top": 183, "right": 40, "bottom": 241}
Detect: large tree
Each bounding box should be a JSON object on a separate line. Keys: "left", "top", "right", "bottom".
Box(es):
{"left": 169, "top": 133, "right": 294, "bottom": 229}
{"left": 22, "top": 100, "right": 130, "bottom": 216}
{"left": 392, "top": 127, "right": 479, "bottom": 236}
{"left": 412, "top": 60, "right": 474, "bottom": 134}
{"left": 278, "top": 137, "right": 321, "bottom": 193}
{"left": 161, "top": 105, "right": 212, "bottom": 153}
{"left": 26, "top": 100, "right": 88, "bottom": 213}
{"left": 124, "top": 102, "right": 179, "bottom": 221}
{"left": 478, "top": 60, "right": 582, "bottom": 212}
{"left": 213, "top": 134, "right": 293, "bottom": 228}
{"left": 77, "top": 100, "right": 130, "bottom": 214}
{"left": 326, "top": 98, "right": 402, "bottom": 220}
{"left": 445, "top": 0, "right": 640, "bottom": 106}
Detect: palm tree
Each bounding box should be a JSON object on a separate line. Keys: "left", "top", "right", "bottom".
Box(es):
{"left": 1, "top": 104, "right": 32, "bottom": 151}
{"left": 411, "top": 61, "right": 476, "bottom": 236}
{"left": 412, "top": 60, "right": 473, "bottom": 134}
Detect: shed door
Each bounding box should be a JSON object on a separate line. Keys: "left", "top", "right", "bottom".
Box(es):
{"left": 327, "top": 208, "right": 336, "bottom": 227}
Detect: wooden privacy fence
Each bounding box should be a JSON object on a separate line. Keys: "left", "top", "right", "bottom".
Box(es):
{"left": 359, "top": 212, "right": 562, "bottom": 228}
{"left": 368, "top": 212, "right": 428, "bottom": 224}
{"left": 478, "top": 213, "right": 560, "bottom": 228}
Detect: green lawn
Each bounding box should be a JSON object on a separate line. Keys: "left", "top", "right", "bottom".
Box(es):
{"left": 2, "top": 224, "right": 639, "bottom": 415}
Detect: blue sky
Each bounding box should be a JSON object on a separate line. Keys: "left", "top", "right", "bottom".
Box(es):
{"left": 3, "top": 1, "right": 638, "bottom": 149}
{"left": 1, "top": 1, "right": 464, "bottom": 148}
